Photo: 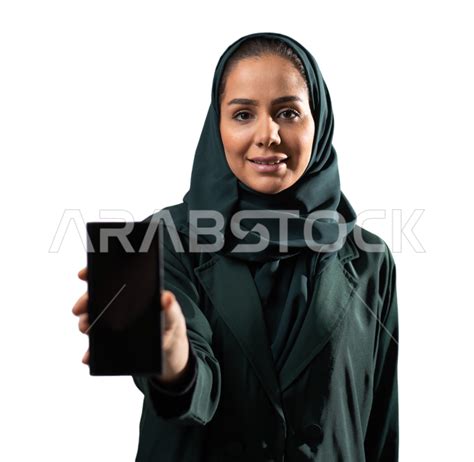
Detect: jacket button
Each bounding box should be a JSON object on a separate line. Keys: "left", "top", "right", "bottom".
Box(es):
{"left": 262, "top": 440, "right": 275, "bottom": 461}
{"left": 302, "top": 423, "right": 324, "bottom": 446}
{"left": 224, "top": 441, "right": 244, "bottom": 457}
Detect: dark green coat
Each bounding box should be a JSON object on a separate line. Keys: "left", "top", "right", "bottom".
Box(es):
{"left": 132, "top": 203, "right": 399, "bottom": 461}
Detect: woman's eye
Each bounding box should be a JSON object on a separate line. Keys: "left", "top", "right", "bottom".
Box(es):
{"left": 278, "top": 109, "right": 299, "bottom": 120}
{"left": 234, "top": 111, "right": 253, "bottom": 121}
{"left": 233, "top": 109, "right": 299, "bottom": 122}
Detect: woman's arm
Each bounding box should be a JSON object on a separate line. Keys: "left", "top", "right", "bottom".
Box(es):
{"left": 150, "top": 340, "right": 198, "bottom": 393}
{"left": 132, "top": 215, "right": 221, "bottom": 426}
{"left": 364, "top": 244, "right": 399, "bottom": 461}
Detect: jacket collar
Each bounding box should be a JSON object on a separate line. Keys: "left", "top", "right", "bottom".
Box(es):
{"left": 194, "top": 234, "right": 360, "bottom": 412}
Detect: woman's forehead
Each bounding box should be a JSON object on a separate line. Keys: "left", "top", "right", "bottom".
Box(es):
{"left": 221, "top": 56, "right": 309, "bottom": 101}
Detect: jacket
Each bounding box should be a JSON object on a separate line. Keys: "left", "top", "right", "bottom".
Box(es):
{"left": 132, "top": 203, "right": 399, "bottom": 461}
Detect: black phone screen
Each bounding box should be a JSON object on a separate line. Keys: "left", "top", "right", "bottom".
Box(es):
{"left": 86, "top": 220, "right": 164, "bottom": 376}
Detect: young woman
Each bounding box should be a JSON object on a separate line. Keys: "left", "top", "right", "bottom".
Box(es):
{"left": 73, "top": 31, "right": 399, "bottom": 461}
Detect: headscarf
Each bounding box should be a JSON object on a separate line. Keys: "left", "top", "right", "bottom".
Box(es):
{"left": 173, "top": 32, "right": 357, "bottom": 370}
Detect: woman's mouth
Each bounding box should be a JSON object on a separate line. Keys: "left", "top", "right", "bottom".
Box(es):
{"left": 248, "top": 156, "right": 288, "bottom": 173}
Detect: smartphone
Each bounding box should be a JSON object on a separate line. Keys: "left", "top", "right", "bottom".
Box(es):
{"left": 86, "top": 219, "right": 164, "bottom": 376}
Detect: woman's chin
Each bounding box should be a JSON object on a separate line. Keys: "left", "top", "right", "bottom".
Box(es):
{"left": 242, "top": 177, "right": 290, "bottom": 195}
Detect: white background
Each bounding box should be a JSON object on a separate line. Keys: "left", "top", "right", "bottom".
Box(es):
{"left": 1, "top": 1, "right": 472, "bottom": 460}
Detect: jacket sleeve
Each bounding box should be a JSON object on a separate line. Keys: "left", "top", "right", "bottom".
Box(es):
{"left": 132, "top": 216, "right": 221, "bottom": 426}
{"left": 364, "top": 244, "right": 399, "bottom": 461}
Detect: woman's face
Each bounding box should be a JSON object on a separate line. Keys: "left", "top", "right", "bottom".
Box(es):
{"left": 219, "top": 54, "right": 315, "bottom": 195}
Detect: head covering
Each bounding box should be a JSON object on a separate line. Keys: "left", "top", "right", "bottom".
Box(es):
{"left": 174, "top": 31, "right": 358, "bottom": 370}
{"left": 180, "top": 31, "right": 357, "bottom": 267}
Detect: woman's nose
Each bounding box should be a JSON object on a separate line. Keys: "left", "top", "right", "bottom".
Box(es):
{"left": 255, "top": 115, "right": 281, "bottom": 148}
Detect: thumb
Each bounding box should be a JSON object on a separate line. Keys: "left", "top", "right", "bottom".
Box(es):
{"left": 160, "top": 290, "right": 181, "bottom": 329}
{"left": 161, "top": 290, "right": 176, "bottom": 310}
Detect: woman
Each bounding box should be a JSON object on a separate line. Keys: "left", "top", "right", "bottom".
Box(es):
{"left": 72, "top": 31, "right": 399, "bottom": 461}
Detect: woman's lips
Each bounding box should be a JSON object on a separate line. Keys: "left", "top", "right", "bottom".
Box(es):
{"left": 249, "top": 155, "right": 288, "bottom": 163}
{"left": 247, "top": 157, "right": 288, "bottom": 173}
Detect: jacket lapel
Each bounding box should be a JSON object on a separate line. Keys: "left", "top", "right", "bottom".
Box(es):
{"left": 194, "top": 255, "right": 285, "bottom": 416}
{"left": 278, "top": 242, "right": 359, "bottom": 391}
{"left": 193, "top": 237, "right": 360, "bottom": 407}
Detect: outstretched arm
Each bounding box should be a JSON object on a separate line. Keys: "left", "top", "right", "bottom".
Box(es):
{"left": 132, "top": 215, "right": 221, "bottom": 426}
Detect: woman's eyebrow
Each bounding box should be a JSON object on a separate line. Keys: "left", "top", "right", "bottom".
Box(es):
{"left": 227, "top": 95, "right": 303, "bottom": 106}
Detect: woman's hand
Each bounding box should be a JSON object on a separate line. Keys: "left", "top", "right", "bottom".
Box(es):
{"left": 72, "top": 267, "right": 90, "bottom": 364}
{"left": 154, "top": 290, "right": 191, "bottom": 384}
{"left": 71, "top": 267, "right": 190, "bottom": 384}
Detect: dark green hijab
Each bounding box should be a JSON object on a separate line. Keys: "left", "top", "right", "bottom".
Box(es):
{"left": 176, "top": 32, "right": 357, "bottom": 369}
{"left": 180, "top": 31, "right": 356, "bottom": 264}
